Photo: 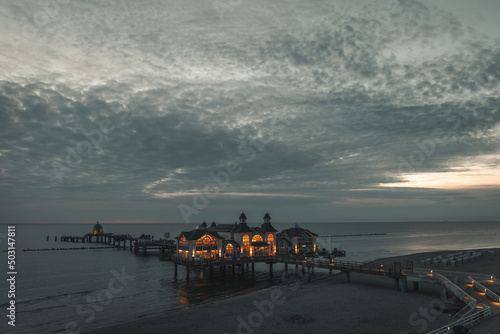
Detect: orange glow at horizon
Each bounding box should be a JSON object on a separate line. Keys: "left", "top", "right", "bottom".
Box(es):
{"left": 381, "top": 156, "right": 500, "bottom": 190}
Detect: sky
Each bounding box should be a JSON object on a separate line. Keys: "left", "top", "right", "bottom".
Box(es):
{"left": 0, "top": 0, "right": 499, "bottom": 224}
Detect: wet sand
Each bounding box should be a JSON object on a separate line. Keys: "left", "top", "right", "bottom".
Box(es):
{"left": 85, "top": 248, "right": 500, "bottom": 334}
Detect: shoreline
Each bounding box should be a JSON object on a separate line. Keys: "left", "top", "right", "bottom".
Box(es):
{"left": 367, "top": 247, "right": 500, "bottom": 278}
{"left": 83, "top": 248, "right": 500, "bottom": 334}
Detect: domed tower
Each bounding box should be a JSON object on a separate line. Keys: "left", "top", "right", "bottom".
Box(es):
{"left": 92, "top": 221, "right": 104, "bottom": 235}
{"left": 239, "top": 212, "right": 247, "bottom": 224}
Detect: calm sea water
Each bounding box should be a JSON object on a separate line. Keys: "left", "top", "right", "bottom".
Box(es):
{"left": 1, "top": 221, "right": 499, "bottom": 333}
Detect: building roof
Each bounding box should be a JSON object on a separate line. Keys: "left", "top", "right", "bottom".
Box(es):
{"left": 232, "top": 222, "right": 254, "bottom": 233}
{"left": 92, "top": 221, "right": 104, "bottom": 234}
{"left": 176, "top": 229, "right": 223, "bottom": 241}
{"left": 277, "top": 224, "right": 318, "bottom": 238}
{"left": 239, "top": 212, "right": 247, "bottom": 220}
{"left": 276, "top": 237, "right": 292, "bottom": 245}
{"left": 263, "top": 212, "right": 271, "bottom": 220}
{"left": 260, "top": 222, "right": 278, "bottom": 233}
{"left": 208, "top": 223, "right": 235, "bottom": 233}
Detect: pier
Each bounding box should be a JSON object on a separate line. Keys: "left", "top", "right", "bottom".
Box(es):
{"left": 172, "top": 255, "right": 405, "bottom": 284}
{"left": 58, "top": 233, "right": 176, "bottom": 256}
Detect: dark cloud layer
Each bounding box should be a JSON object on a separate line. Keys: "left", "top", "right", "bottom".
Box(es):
{"left": 0, "top": 0, "right": 499, "bottom": 223}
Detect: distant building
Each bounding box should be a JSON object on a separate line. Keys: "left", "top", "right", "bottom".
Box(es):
{"left": 92, "top": 221, "right": 104, "bottom": 235}
{"left": 277, "top": 223, "right": 318, "bottom": 255}
{"left": 175, "top": 212, "right": 279, "bottom": 260}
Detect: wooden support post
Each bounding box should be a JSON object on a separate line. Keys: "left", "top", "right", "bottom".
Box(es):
{"left": 285, "top": 263, "right": 288, "bottom": 272}
{"left": 413, "top": 281, "right": 419, "bottom": 291}
{"left": 232, "top": 265, "right": 235, "bottom": 275}
{"left": 186, "top": 267, "right": 190, "bottom": 282}
{"left": 174, "top": 264, "right": 178, "bottom": 278}
{"left": 329, "top": 268, "right": 332, "bottom": 275}
{"left": 210, "top": 265, "right": 213, "bottom": 278}
{"left": 307, "top": 266, "right": 311, "bottom": 282}
{"left": 55, "top": 236, "right": 57, "bottom": 241}
{"left": 346, "top": 272, "right": 350, "bottom": 283}
{"left": 401, "top": 275, "right": 407, "bottom": 293}
{"left": 252, "top": 263, "right": 255, "bottom": 276}
{"left": 394, "top": 278, "right": 400, "bottom": 291}
{"left": 270, "top": 263, "right": 273, "bottom": 278}
{"left": 302, "top": 265, "right": 305, "bottom": 274}
{"left": 47, "top": 236, "right": 49, "bottom": 241}
{"left": 240, "top": 264, "right": 244, "bottom": 275}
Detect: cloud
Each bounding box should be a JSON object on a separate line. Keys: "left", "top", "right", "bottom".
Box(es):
{"left": 0, "top": 0, "right": 499, "bottom": 222}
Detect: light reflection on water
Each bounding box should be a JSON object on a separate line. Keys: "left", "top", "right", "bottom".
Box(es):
{"left": 0, "top": 221, "right": 498, "bottom": 332}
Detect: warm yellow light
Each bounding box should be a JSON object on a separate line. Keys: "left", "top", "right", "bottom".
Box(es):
{"left": 380, "top": 153, "right": 500, "bottom": 190}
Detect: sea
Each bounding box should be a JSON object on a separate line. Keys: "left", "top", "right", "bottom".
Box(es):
{"left": 1, "top": 221, "right": 499, "bottom": 333}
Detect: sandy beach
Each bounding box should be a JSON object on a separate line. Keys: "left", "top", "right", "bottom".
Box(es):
{"left": 370, "top": 248, "right": 500, "bottom": 278}
{"left": 85, "top": 248, "right": 500, "bottom": 334}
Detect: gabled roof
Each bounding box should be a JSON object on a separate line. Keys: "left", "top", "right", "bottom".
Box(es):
{"left": 239, "top": 212, "right": 247, "bottom": 220}
{"left": 176, "top": 229, "right": 223, "bottom": 241}
{"left": 232, "top": 222, "right": 254, "bottom": 233}
{"left": 277, "top": 224, "right": 318, "bottom": 238}
{"left": 276, "top": 237, "right": 292, "bottom": 245}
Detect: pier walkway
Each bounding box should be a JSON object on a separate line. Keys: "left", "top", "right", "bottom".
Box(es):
{"left": 172, "top": 255, "right": 405, "bottom": 283}
{"left": 59, "top": 233, "right": 176, "bottom": 255}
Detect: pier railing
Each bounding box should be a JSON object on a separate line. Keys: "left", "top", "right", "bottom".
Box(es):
{"left": 427, "top": 304, "right": 491, "bottom": 334}
{"left": 433, "top": 272, "right": 477, "bottom": 307}
{"left": 172, "top": 255, "right": 403, "bottom": 277}
{"left": 452, "top": 301, "right": 477, "bottom": 319}
{"left": 469, "top": 276, "right": 500, "bottom": 304}
{"left": 414, "top": 268, "right": 497, "bottom": 281}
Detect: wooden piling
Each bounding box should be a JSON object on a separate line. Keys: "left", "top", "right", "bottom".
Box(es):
{"left": 401, "top": 275, "right": 407, "bottom": 293}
